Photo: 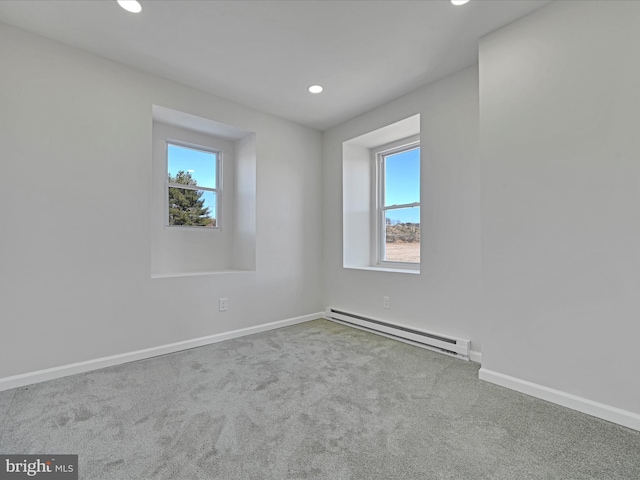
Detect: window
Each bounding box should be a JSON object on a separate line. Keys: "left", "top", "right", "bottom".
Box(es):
{"left": 151, "top": 108, "right": 258, "bottom": 276}
{"left": 342, "top": 114, "right": 419, "bottom": 273}
{"left": 166, "top": 142, "right": 220, "bottom": 228}
{"left": 375, "top": 138, "right": 420, "bottom": 265}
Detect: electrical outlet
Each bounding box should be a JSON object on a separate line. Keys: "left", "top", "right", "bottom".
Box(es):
{"left": 383, "top": 296, "right": 390, "bottom": 309}
{"left": 219, "top": 298, "right": 228, "bottom": 312}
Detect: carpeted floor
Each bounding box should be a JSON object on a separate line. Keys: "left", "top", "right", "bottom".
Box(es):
{"left": 1, "top": 319, "right": 639, "bottom": 479}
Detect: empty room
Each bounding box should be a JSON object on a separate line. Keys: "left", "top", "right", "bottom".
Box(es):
{"left": 1, "top": 0, "right": 639, "bottom": 478}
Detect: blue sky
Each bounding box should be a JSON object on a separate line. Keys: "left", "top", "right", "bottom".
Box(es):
{"left": 385, "top": 147, "right": 420, "bottom": 224}
{"left": 167, "top": 143, "right": 217, "bottom": 188}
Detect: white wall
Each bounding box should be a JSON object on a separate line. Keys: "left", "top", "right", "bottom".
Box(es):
{"left": 323, "top": 66, "right": 482, "bottom": 354}
{"left": 233, "top": 133, "right": 257, "bottom": 272}
{"left": 480, "top": 0, "right": 640, "bottom": 415}
{"left": 0, "top": 23, "right": 323, "bottom": 379}
{"left": 342, "top": 142, "right": 372, "bottom": 268}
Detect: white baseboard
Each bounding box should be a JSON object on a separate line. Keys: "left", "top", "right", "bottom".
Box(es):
{"left": 479, "top": 368, "right": 640, "bottom": 432}
{"left": 0, "top": 312, "right": 323, "bottom": 393}
{"left": 469, "top": 350, "right": 482, "bottom": 364}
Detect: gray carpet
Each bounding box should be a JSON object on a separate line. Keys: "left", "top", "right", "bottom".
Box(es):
{"left": 1, "top": 319, "right": 639, "bottom": 479}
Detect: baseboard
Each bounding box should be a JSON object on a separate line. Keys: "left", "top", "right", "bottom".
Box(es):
{"left": 0, "top": 312, "right": 323, "bottom": 392}
{"left": 479, "top": 368, "right": 640, "bottom": 432}
{"left": 469, "top": 350, "right": 482, "bottom": 364}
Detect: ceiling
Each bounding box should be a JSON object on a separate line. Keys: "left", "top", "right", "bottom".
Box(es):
{"left": 0, "top": 0, "right": 551, "bottom": 131}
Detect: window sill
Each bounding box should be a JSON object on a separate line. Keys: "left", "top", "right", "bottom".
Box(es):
{"left": 343, "top": 265, "right": 420, "bottom": 275}
{"left": 164, "top": 225, "right": 221, "bottom": 231}
{"left": 151, "top": 269, "right": 254, "bottom": 279}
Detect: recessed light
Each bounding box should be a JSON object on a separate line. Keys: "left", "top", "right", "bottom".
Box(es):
{"left": 308, "top": 85, "right": 323, "bottom": 94}
{"left": 118, "top": 0, "right": 142, "bottom": 13}
{"left": 451, "top": 0, "right": 470, "bottom": 5}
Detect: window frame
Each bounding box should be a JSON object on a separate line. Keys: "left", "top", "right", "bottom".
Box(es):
{"left": 165, "top": 139, "right": 222, "bottom": 230}
{"left": 372, "top": 135, "right": 421, "bottom": 268}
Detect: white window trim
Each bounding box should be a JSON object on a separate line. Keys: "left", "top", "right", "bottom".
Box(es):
{"left": 371, "top": 135, "right": 420, "bottom": 269}
{"left": 165, "top": 138, "right": 222, "bottom": 230}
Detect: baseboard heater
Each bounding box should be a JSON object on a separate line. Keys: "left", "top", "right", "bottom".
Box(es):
{"left": 325, "top": 308, "right": 470, "bottom": 361}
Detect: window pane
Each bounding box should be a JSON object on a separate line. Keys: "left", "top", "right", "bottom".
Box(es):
{"left": 384, "top": 207, "right": 420, "bottom": 263}
{"left": 168, "top": 144, "right": 217, "bottom": 189}
{"left": 168, "top": 188, "right": 217, "bottom": 227}
{"left": 384, "top": 147, "right": 419, "bottom": 206}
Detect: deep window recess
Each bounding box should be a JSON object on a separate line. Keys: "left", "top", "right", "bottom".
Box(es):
{"left": 166, "top": 142, "right": 220, "bottom": 228}
{"left": 376, "top": 140, "right": 420, "bottom": 265}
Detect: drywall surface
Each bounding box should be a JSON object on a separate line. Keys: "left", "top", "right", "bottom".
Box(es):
{"left": 0, "top": 23, "right": 322, "bottom": 379}
{"left": 480, "top": 0, "right": 640, "bottom": 414}
{"left": 323, "top": 66, "right": 481, "bottom": 353}
{"left": 342, "top": 142, "right": 372, "bottom": 268}
{"left": 233, "top": 133, "right": 257, "bottom": 271}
